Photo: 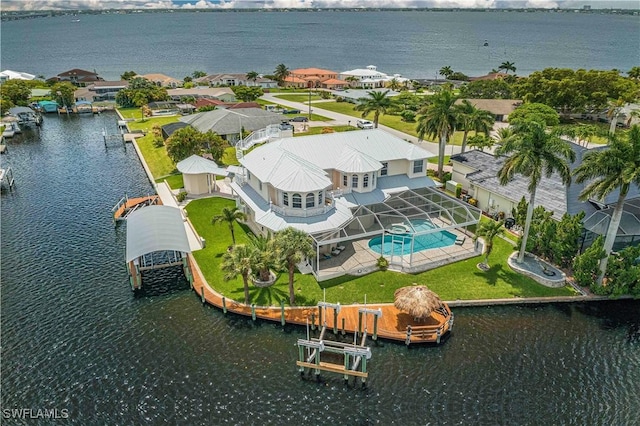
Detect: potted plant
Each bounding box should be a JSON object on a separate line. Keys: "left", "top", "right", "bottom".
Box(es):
{"left": 376, "top": 256, "right": 389, "bottom": 271}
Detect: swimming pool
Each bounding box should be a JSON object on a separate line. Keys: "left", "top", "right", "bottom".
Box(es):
{"left": 368, "top": 219, "right": 457, "bottom": 255}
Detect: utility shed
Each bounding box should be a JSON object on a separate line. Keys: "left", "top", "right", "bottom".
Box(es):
{"left": 176, "top": 154, "right": 229, "bottom": 195}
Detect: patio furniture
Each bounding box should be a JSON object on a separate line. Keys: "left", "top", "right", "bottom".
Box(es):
{"left": 331, "top": 249, "right": 341, "bottom": 256}
{"left": 337, "top": 245, "right": 346, "bottom": 251}
{"left": 455, "top": 236, "right": 466, "bottom": 245}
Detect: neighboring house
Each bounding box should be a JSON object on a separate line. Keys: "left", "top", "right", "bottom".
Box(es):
{"left": 196, "top": 73, "right": 278, "bottom": 89}
{"left": 148, "top": 101, "right": 181, "bottom": 116}
{"left": 339, "top": 65, "right": 409, "bottom": 89}
{"left": 289, "top": 68, "right": 346, "bottom": 88}
{"left": 74, "top": 80, "right": 129, "bottom": 102}
{"left": 161, "top": 122, "right": 190, "bottom": 140}
{"left": 455, "top": 99, "right": 522, "bottom": 122}
{"left": 231, "top": 129, "right": 481, "bottom": 280}
{"left": 329, "top": 89, "right": 401, "bottom": 104}
{"left": 0, "top": 69, "right": 36, "bottom": 82}
{"left": 167, "top": 87, "right": 236, "bottom": 103}
{"left": 468, "top": 72, "right": 510, "bottom": 82}
{"left": 283, "top": 75, "right": 308, "bottom": 88}
{"left": 178, "top": 108, "right": 285, "bottom": 143}
{"left": 450, "top": 146, "right": 640, "bottom": 251}
{"left": 321, "top": 78, "right": 348, "bottom": 90}
{"left": 31, "top": 88, "right": 51, "bottom": 98}
{"left": 140, "top": 73, "right": 181, "bottom": 88}
{"left": 47, "top": 68, "right": 103, "bottom": 86}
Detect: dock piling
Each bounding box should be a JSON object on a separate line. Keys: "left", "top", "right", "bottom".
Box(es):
{"left": 280, "top": 299, "right": 286, "bottom": 326}
{"left": 222, "top": 296, "right": 227, "bottom": 314}
{"left": 251, "top": 304, "right": 256, "bottom": 321}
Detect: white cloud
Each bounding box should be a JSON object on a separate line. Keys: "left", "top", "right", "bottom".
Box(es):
{"left": 1, "top": 0, "right": 636, "bottom": 10}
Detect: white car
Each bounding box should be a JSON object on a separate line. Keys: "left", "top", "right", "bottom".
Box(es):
{"left": 356, "top": 119, "right": 374, "bottom": 129}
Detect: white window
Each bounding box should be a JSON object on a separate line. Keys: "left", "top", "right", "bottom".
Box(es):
{"left": 306, "top": 193, "right": 315, "bottom": 208}
{"left": 259, "top": 181, "right": 262, "bottom": 191}
{"left": 283, "top": 192, "right": 289, "bottom": 206}
{"left": 352, "top": 175, "right": 358, "bottom": 188}
{"left": 343, "top": 175, "right": 348, "bottom": 187}
{"left": 413, "top": 160, "right": 424, "bottom": 174}
{"left": 247, "top": 170, "right": 251, "bottom": 180}
{"left": 363, "top": 174, "right": 369, "bottom": 188}
{"left": 292, "top": 193, "right": 302, "bottom": 208}
{"left": 381, "top": 162, "right": 388, "bottom": 176}
{"left": 318, "top": 191, "right": 323, "bottom": 205}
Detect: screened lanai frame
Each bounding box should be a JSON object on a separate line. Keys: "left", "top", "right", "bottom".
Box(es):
{"left": 310, "top": 187, "right": 482, "bottom": 246}
{"left": 581, "top": 197, "right": 640, "bottom": 251}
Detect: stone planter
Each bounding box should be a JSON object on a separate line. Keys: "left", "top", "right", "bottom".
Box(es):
{"left": 251, "top": 270, "right": 277, "bottom": 288}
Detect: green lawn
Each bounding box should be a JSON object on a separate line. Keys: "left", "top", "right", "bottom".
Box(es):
{"left": 294, "top": 125, "right": 358, "bottom": 137}
{"left": 156, "top": 174, "right": 184, "bottom": 189}
{"left": 186, "top": 197, "right": 576, "bottom": 307}
{"left": 118, "top": 107, "right": 143, "bottom": 120}
{"left": 127, "top": 116, "right": 180, "bottom": 134}
{"left": 274, "top": 94, "right": 323, "bottom": 103}
{"left": 256, "top": 98, "right": 331, "bottom": 121}
{"left": 135, "top": 133, "right": 178, "bottom": 178}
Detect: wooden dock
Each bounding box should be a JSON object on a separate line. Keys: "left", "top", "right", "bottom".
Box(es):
{"left": 188, "top": 255, "right": 453, "bottom": 346}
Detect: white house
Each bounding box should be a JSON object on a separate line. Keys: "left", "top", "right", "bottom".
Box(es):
{"left": 0, "top": 70, "right": 36, "bottom": 82}
{"left": 339, "top": 65, "right": 409, "bottom": 89}
{"left": 231, "top": 129, "right": 481, "bottom": 280}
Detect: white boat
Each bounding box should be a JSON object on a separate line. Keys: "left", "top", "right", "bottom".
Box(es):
{"left": 8, "top": 107, "right": 41, "bottom": 128}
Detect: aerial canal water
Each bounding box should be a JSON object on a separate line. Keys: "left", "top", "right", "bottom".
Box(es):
{"left": 1, "top": 113, "right": 639, "bottom": 424}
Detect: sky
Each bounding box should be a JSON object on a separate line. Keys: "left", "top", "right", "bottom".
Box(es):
{"left": 1, "top": 0, "right": 638, "bottom": 11}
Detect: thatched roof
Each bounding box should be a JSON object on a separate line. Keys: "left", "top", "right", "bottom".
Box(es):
{"left": 394, "top": 284, "right": 443, "bottom": 319}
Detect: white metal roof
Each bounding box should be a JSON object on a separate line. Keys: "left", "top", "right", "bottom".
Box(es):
{"left": 334, "top": 146, "right": 382, "bottom": 173}
{"left": 176, "top": 154, "right": 228, "bottom": 176}
{"left": 125, "top": 206, "right": 191, "bottom": 262}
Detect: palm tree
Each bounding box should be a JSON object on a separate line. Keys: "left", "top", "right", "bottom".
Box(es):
{"left": 211, "top": 206, "right": 247, "bottom": 245}
{"left": 606, "top": 98, "right": 626, "bottom": 135}
{"left": 474, "top": 219, "right": 505, "bottom": 268}
{"left": 628, "top": 66, "right": 640, "bottom": 81}
{"left": 455, "top": 100, "right": 495, "bottom": 153}
{"left": 221, "top": 244, "right": 254, "bottom": 305}
{"left": 386, "top": 78, "right": 402, "bottom": 91}
{"left": 439, "top": 66, "right": 453, "bottom": 79}
{"left": 274, "top": 64, "right": 290, "bottom": 87}
{"left": 498, "top": 61, "right": 516, "bottom": 74}
{"left": 274, "top": 227, "right": 315, "bottom": 305}
{"left": 626, "top": 108, "right": 640, "bottom": 127}
{"left": 345, "top": 75, "right": 359, "bottom": 88}
{"left": 355, "top": 90, "right": 394, "bottom": 129}
{"left": 416, "top": 89, "right": 458, "bottom": 180}
{"left": 246, "top": 71, "right": 259, "bottom": 85}
{"left": 467, "top": 134, "right": 494, "bottom": 152}
{"left": 573, "top": 125, "right": 640, "bottom": 284}
{"left": 248, "top": 233, "right": 280, "bottom": 282}
{"left": 496, "top": 120, "right": 575, "bottom": 263}
{"left": 493, "top": 127, "right": 514, "bottom": 147}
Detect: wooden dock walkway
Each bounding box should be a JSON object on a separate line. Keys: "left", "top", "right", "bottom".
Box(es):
{"left": 188, "top": 255, "right": 452, "bottom": 345}
{"left": 113, "top": 195, "right": 161, "bottom": 220}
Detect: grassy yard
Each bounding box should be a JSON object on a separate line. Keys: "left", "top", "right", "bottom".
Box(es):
{"left": 294, "top": 125, "right": 358, "bottom": 137}
{"left": 127, "top": 116, "right": 180, "bottom": 134}
{"left": 274, "top": 94, "right": 323, "bottom": 103}
{"left": 186, "top": 197, "right": 576, "bottom": 307}
{"left": 135, "top": 133, "right": 178, "bottom": 178}
{"left": 156, "top": 174, "right": 184, "bottom": 189}
{"left": 256, "top": 98, "right": 332, "bottom": 121}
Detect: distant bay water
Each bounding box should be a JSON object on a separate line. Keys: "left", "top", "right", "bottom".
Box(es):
{"left": 1, "top": 10, "right": 638, "bottom": 80}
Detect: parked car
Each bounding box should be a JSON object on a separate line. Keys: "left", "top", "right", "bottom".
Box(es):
{"left": 290, "top": 116, "right": 309, "bottom": 122}
{"left": 279, "top": 122, "right": 294, "bottom": 131}
{"left": 356, "top": 119, "right": 374, "bottom": 129}
{"left": 282, "top": 109, "right": 301, "bottom": 114}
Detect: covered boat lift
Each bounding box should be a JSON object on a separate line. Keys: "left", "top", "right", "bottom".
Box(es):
{"left": 125, "top": 205, "right": 192, "bottom": 290}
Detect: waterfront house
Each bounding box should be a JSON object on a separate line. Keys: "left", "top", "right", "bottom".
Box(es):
{"left": 0, "top": 69, "right": 36, "bottom": 82}
{"left": 74, "top": 80, "right": 129, "bottom": 102}
{"left": 339, "top": 65, "right": 409, "bottom": 89}
{"left": 47, "top": 68, "right": 103, "bottom": 87}
{"left": 148, "top": 101, "right": 181, "bottom": 116}
{"left": 450, "top": 146, "right": 640, "bottom": 251}
{"left": 140, "top": 73, "right": 181, "bottom": 88}
{"left": 331, "top": 89, "right": 401, "bottom": 104}
{"left": 161, "top": 122, "right": 190, "bottom": 140}
{"left": 167, "top": 87, "right": 236, "bottom": 103}
{"left": 283, "top": 75, "right": 308, "bottom": 88}
{"left": 288, "top": 68, "right": 346, "bottom": 89}
{"left": 196, "top": 73, "right": 278, "bottom": 89}
{"left": 454, "top": 99, "right": 522, "bottom": 122}
{"left": 231, "top": 129, "right": 481, "bottom": 280}
{"left": 468, "top": 72, "right": 510, "bottom": 81}
{"left": 178, "top": 108, "right": 284, "bottom": 144}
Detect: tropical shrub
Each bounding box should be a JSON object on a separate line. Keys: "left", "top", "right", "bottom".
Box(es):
{"left": 573, "top": 236, "right": 605, "bottom": 289}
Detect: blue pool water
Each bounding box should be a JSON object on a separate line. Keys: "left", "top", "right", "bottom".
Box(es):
{"left": 368, "top": 219, "right": 457, "bottom": 255}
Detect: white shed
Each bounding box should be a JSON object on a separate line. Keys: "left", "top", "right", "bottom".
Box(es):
{"left": 176, "top": 155, "right": 228, "bottom": 195}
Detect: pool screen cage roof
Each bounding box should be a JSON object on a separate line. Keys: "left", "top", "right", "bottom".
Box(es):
{"left": 583, "top": 197, "right": 640, "bottom": 238}
{"left": 310, "top": 187, "right": 482, "bottom": 245}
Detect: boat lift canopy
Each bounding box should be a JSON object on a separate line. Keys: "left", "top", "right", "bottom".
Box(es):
{"left": 125, "top": 205, "right": 191, "bottom": 262}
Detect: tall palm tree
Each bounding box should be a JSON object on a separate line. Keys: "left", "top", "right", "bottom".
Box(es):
{"left": 416, "top": 89, "right": 458, "bottom": 180}
{"left": 211, "top": 206, "right": 247, "bottom": 245}
{"left": 573, "top": 125, "right": 640, "bottom": 284}
{"left": 606, "top": 98, "right": 626, "bottom": 135}
{"left": 386, "top": 78, "right": 402, "bottom": 91}
{"left": 498, "top": 61, "right": 516, "bottom": 74}
{"left": 248, "top": 233, "right": 280, "bottom": 282}
{"left": 496, "top": 120, "right": 575, "bottom": 263}
{"left": 221, "top": 244, "right": 254, "bottom": 305}
{"left": 355, "top": 90, "right": 394, "bottom": 129}
{"left": 455, "top": 100, "right": 495, "bottom": 153}
{"left": 345, "top": 75, "right": 359, "bottom": 88}
{"left": 274, "top": 227, "right": 315, "bottom": 305}
{"left": 439, "top": 66, "right": 453, "bottom": 79}
{"left": 474, "top": 219, "right": 505, "bottom": 268}
{"left": 493, "top": 127, "right": 514, "bottom": 147}
{"left": 274, "top": 64, "right": 290, "bottom": 87}
{"left": 246, "top": 71, "right": 259, "bottom": 85}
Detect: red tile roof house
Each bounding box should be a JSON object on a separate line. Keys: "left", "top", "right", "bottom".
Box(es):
{"left": 288, "top": 67, "right": 348, "bottom": 89}
{"left": 47, "top": 68, "right": 104, "bottom": 87}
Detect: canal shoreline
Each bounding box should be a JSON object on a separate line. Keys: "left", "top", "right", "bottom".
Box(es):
{"left": 120, "top": 112, "right": 635, "bottom": 325}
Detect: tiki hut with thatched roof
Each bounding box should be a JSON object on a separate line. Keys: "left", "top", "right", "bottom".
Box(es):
{"left": 394, "top": 284, "right": 449, "bottom": 322}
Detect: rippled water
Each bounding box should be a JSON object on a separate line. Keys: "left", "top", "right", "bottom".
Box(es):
{"left": 1, "top": 115, "right": 639, "bottom": 424}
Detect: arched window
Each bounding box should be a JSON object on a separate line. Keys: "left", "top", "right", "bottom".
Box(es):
{"left": 363, "top": 174, "right": 369, "bottom": 188}
{"left": 306, "top": 193, "right": 315, "bottom": 208}
{"left": 292, "top": 193, "right": 302, "bottom": 208}
{"left": 283, "top": 192, "right": 289, "bottom": 206}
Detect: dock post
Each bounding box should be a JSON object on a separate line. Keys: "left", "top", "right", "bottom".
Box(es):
{"left": 448, "top": 313, "right": 454, "bottom": 332}
{"left": 333, "top": 308, "right": 338, "bottom": 334}
{"left": 341, "top": 318, "right": 346, "bottom": 336}
{"left": 361, "top": 357, "right": 367, "bottom": 388}
{"left": 251, "top": 304, "right": 256, "bottom": 321}
{"left": 357, "top": 312, "right": 363, "bottom": 336}
{"left": 298, "top": 344, "right": 305, "bottom": 375}
{"left": 315, "top": 350, "right": 321, "bottom": 381}
{"left": 200, "top": 286, "right": 205, "bottom": 304}
{"left": 436, "top": 328, "right": 442, "bottom": 344}
{"left": 318, "top": 306, "right": 323, "bottom": 328}
{"left": 222, "top": 296, "right": 227, "bottom": 314}
{"left": 343, "top": 354, "right": 350, "bottom": 383}
{"left": 405, "top": 325, "right": 412, "bottom": 346}
{"left": 372, "top": 315, "right": 379, "bottom": 341}
{"left": 280, "top": 299, "right": 286, "bottom": 326}
{"left": 311, "top": 313, "right": 316, "bottom": 331}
